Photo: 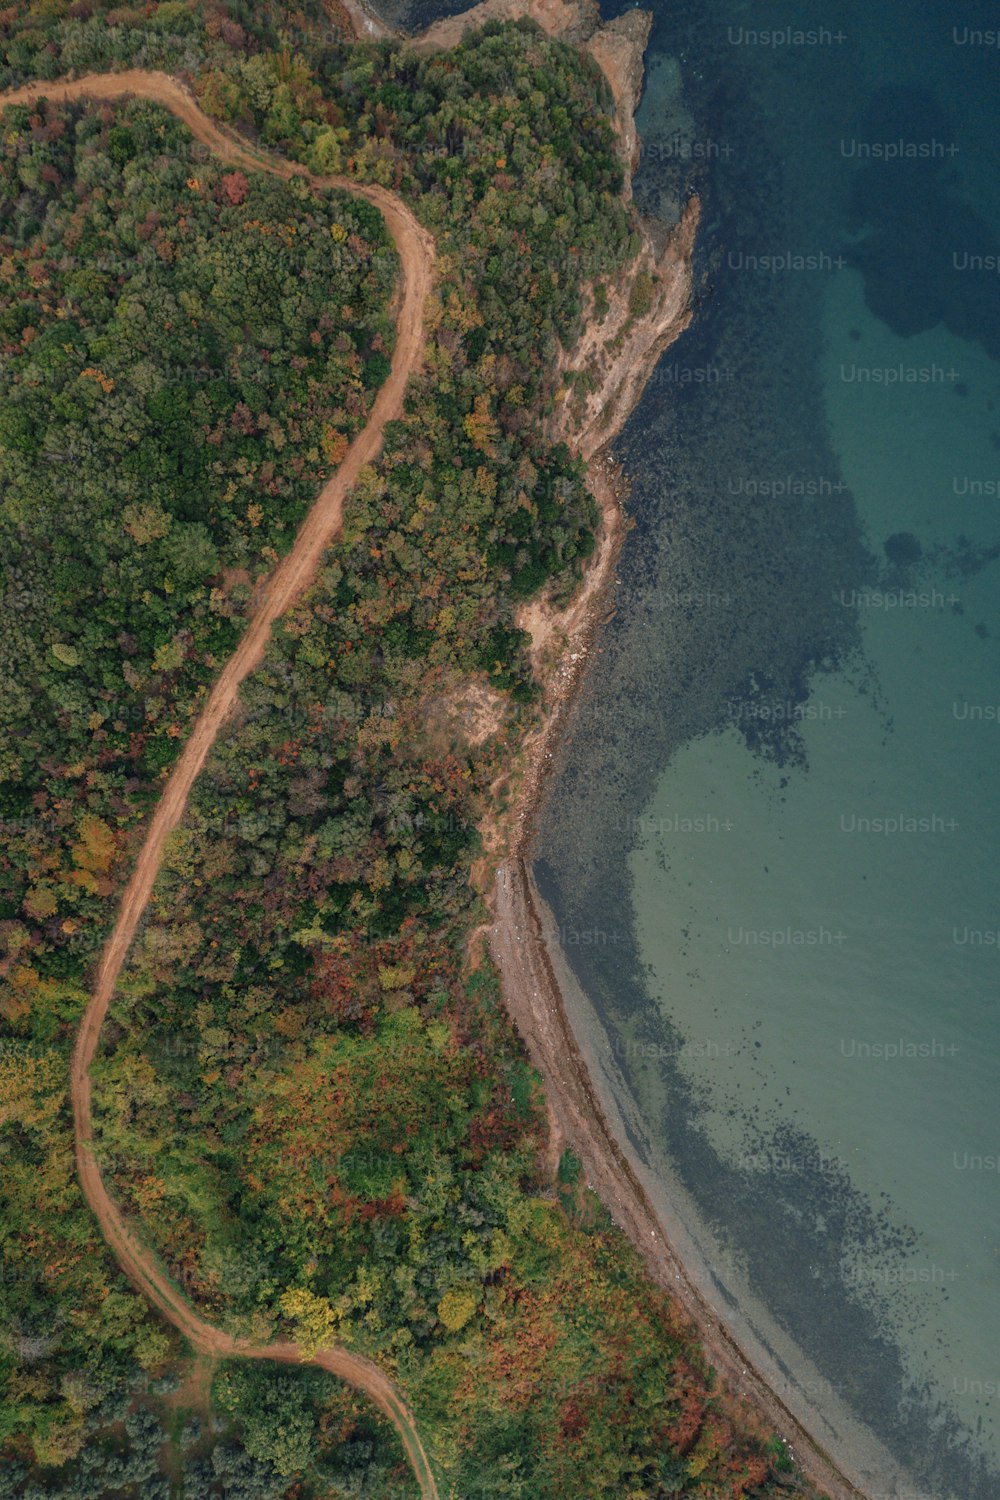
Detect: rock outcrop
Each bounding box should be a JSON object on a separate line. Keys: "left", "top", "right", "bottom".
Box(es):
{"left": 553, "top": 195, "right": 699, "bottom": 462}
{"left": 584, "top": 9, "right": 652, "bottom": 173}
{"left": 412, "top": 0, "right": 600, "bottom": 51}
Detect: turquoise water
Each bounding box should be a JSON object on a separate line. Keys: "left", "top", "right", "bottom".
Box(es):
{"left": 535, "top": 3, "right": 1000, "bottom": 1495}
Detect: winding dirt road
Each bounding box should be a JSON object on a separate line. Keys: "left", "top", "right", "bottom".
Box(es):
{"left": 0, "top": 72, "right": 438, "bottom": 1498}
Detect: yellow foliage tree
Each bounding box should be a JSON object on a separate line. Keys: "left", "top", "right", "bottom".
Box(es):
{"left": 462, "top": 392, "right": 497, "bottom": 454}
{"left": 122, "top": 501, "right": 171, "bottom": 545}
{"left": 71, "top": 813, "right": 116, "bottom": 876}
{"left": 0, "top": 1049, "right": 63, "bottom": 1131}
{"left": 279, "top": 1287, "right": 340, "bottom": 1356}
{"left": 437, "top": 1287, "right": 478, "bottom": 1333}
{"left": 32, "top": 1408, "right": 85, "bottom": 1467}
{"left": 152, "top": 637, "right": 185, "bottom": 674}
{"left": 23, "top": 883, "right": 58, "bottom": 920}
{"left": 321, "top": 425, "right": 350, "bottom": 465}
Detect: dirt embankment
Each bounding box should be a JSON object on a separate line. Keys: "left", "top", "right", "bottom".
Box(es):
{"left": 554, "top": 195, "right": 700, "bottom": 465}
{"left": 414, "top": 0, "right": 701, "bottom": 860}
{"left": 0, "top": 71, "right": 439, "bottom": 1500}
{"left": 413, "top": 1, "right": 703, "bottom": 870}
{"left": 336, "top": 0, "right": 399, "bottom": 41}
{"left": 492, "top": 206, "right": 700, "bottom": 861}
{"left": 508, "top": 192, "right": 699, "bottom": 723}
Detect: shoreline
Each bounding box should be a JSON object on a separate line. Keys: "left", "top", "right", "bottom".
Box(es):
{"left": 420, "top": 4, "right": 913, "bottom": 1498}
{"left": 490, "top": 865, "right": 921, "bottom": 1500}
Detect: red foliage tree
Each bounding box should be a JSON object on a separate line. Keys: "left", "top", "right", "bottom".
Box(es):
{"left": 219, "top": 170, "right": 249, "bottom": 206}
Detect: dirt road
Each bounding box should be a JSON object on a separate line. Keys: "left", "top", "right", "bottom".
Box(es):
{"left": 0, "top": 72, "right": 438, "bottom": 1498}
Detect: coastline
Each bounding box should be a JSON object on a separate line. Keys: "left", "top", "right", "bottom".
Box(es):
{"left": 336, "top": 0, "right": 912, "bottom": 1489}
{"left": 392, "top": 3, "right": 911, "bottom": 1498}
{"left": 490, "top": 865, "right": 922, "bottom": 1500}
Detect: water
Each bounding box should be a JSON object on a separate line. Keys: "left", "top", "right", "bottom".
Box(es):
{"left": 535, "top": 2, "right": 1000, "bottom": 1496}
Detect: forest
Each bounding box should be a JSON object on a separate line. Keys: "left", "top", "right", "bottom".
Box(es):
{"left": 4, "top": 1358, "right": 417, "bottom": 1496}
{"left": 0, "top": 0, "right": 336, "bottom": 89}
{"left": 1, "top": 3, "right": 825, "bottom": 1497}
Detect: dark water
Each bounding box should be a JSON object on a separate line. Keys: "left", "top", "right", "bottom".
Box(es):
{"left": 382, "top": 0, "right": 1000, "bottom": 1488}
{"left": 527, "top": 2, "right": 1000, "bottom": 1497}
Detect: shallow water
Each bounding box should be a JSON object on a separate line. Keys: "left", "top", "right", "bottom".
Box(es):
{"left": 534, "top": 2, "right": 1000, "bottom": 1496}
